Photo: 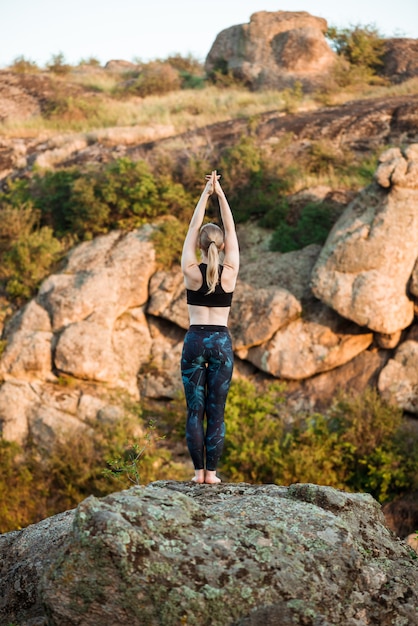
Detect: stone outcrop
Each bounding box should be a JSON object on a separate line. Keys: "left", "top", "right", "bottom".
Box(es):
{"left": 237, "top": 302, "right": 373, "bottom": 380}
{"left": 1, "top": 482, "right": 417, "bottom": 626}
{"left": 310, "top": 146, "right": 418, "bottom": 334}
{"left": 378, "top": 333, "right": 418, "bottom": 414}
{"left": 205, "top": 10, "right": 336, "bottom": 90}
{"left": 382, "top": 38, "right": 418, "bottom": 84}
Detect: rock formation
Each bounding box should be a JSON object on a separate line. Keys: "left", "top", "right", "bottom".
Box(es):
{"left": 382, "top": 38, "right": 418, "bottom": 84}
{"left": 1, "top": 145, "right": 418, "bottom": 447}
{"left": 205, "top": 10, "right": 336, "bottom": 90}
{"left": 310, "top": 146, "right": 418, "bottom": 334}
{"left": 1, "top": 482, "right": 417, "bottom": 626}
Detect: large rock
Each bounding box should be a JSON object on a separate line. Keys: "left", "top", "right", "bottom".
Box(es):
{"left": 205, "top": 10, "right": 335, "bottom": 90}
{"left": 237, "top": 302, "right": 373, "bottom": 380}
{"left": 0, "top": 227, "right": 157, "bottom": 444}
{"left": 311, "top": 145, "right": 418, "bottom": 334}
{"left": 0, "top": 482, "right": 416, "bottom": 626}
{"left": 378, "top": 335, "right": 418, "bottom": 414}
{"left": 0, "top": 379, "right": 119, "bottom": 446}
{"left": 0, "top": 300, "right": 54, "bottom": 382}
{"left": 286, "top": 348, "right": 390, "bottom": 412}
{"left": 382, "top": 38, "right": 418, "bottom": 84}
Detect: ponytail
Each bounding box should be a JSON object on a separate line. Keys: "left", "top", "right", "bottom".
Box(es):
{"left": 198, "top": 223, "right": 225, "bottom": 295}
{"left": 206, "top": 241, "right": 220, "bottom": 294}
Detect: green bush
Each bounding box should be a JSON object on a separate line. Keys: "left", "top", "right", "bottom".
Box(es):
{"left": 0, "top": 201, "right": 63, "bottom": 304}
{"left": 151, "top": 217, "right": 188, "bottom": 268}
{"left": 0, "top": 412, "right": 185, "bottom": 534}
{"left": 165, "top": 54, "right": 206, "bottom": 90}
{"left": 220, "top": 383, "right": 418, "bottom": 503}
{"left": 1, "top": 226, "right": 62, "bottom": 301}
{"left": 327, "top": 24, "right": 386, "bottom": 84}
{"left": 269, "top": 201, "right": 336, "bottom": 252}
{"left": 219, "top": 136, "right": 294, "bottom": 223}
{"left": 221, "top": 380, "right": 286, "bottom": 483}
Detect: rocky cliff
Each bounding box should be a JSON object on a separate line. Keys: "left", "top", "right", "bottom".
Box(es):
{"left": 1, "top": 481, "right": 417, "bottom": 626}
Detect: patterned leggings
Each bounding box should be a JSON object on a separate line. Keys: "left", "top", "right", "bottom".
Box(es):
{"left": 181, "top": 325, "right": 234, "bottom": 471}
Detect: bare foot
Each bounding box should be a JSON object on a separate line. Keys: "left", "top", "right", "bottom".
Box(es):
{"left": 205, "top": 470, "right": 221, "bottom": 484}
{"left": 191, "top": 470, "right": 205, "bottom": 484}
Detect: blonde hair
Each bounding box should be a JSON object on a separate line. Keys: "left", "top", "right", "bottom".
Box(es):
{"left": 199, "top": 223, "right": 224, "bottom": 294}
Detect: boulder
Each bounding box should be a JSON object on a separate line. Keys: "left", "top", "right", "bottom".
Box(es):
{"left": 237, "top": 302, "right": 373, "bottom": 380}
{"left": 239, "top": 243, "right": 322, "bottom": 300}
{"left": 382, "top": 38, "right": 418, "bottom": 84}
{"left": 147, "top": 268, "right": 189, "bottom": 330}
{"left": 229, "top": 283, "right": 301, "bottom": 349}
{"left": 0, "top": 380, "right": 40, "bottom": 443}
{"left": 311, "top": 146, "right": 418, "bottom": 334}
{"left": 378, "top": 337, "right": 418, "bottom": 414}
{"left": 410, "top": 252, "right": 418, "bottom": 298}
{"left": 205, "top": 10, "right": 335, "bottom": 90}
{"left": 0, "top": 376, "right": 127, "bottom": 448}
{"left": 0, "top": 300, "right": 54, "bottom": 382}
{"left": 0, "top": 227, "right": 157, "bottom": 444}
{"left": 286, "top": 348, "right": 390, "bottom": 412}
{"left": 1, "top": 482, "right": 417, "bottom": 626}
{"left": 139, "top": 316, "right": 184, "bottom": 400}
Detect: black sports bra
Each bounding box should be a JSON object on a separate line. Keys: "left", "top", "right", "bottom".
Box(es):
{"left": 186, "top": 264, "right": 233, "bottom": 308}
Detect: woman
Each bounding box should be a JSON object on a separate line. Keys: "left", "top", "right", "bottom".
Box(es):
{"left": 181, "top": 170, "right": 239, "bottom": 484}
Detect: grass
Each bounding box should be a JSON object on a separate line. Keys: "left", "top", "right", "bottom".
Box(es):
{"left": 0, "top": 85, "right": 290, "bottom": 138}
{"left": 1, "top": 70, "right": 417, "bottom": 142}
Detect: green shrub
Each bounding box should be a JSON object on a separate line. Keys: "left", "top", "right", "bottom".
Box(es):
{"left": 221, "top": 380, "right": 287, "bottom": 483}
{"left": 29, "top": 168, "right": 82, "bottom": 234}
{"left": 1, "top": 226, "right": 62, "bottom": 301}
{"left": 164, "top": 54, "right": 205, "bottom": 89}
{"left": 327, "top": 24, "right": 386, "bottom": 84}
{"left": 220, "top": 383, "right": 418, "bottom": 503}
{"left": 281, "top": 80, "right": 304, "bottom": 114}
{"left": 6, "top": 159, "right": 192, "bottom": 242}
{"left": 269, "top": 201, "right": 336, "bottom": 252}
{"left": 207, "top": 58, "right": 246, "bottom": 88}
{"left": 151, "top": 217, "right": 188, "bottom": 268}
{"left": 0, "top": 201, "right": 63, "bottom": 304}
{"left": 0, "top": 412, "right": 185, "bottom": 534}
{"left": 219, "top": 136, "right": 294, "bottom": 223}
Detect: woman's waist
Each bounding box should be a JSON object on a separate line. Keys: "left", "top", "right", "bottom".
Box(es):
{"left": 187, "top": 304, "right": 230, "bottom": 327}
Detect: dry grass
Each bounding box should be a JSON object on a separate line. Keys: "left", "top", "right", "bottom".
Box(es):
{"left": 1, "top": 74, "right": 417, "bottom": 143}
{"left": 0, "top": 84, "right": 313, "bottom": 139}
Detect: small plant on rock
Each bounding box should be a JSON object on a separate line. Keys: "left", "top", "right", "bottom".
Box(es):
{"left": 103, "top": 419, "right": 165, "bottom": 485}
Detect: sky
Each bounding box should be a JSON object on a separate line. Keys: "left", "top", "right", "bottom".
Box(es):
{"left": 1, "top": 0, "right": 418, "bottom": 68}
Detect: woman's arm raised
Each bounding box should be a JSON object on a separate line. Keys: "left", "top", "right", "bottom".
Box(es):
{"left": 181, "top": 174, "right": 213, "bottom": 279}
{"left": 214, "top": 174, "right": 239, "bottom": 275}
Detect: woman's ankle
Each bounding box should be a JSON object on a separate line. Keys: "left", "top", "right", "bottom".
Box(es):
{"left": 192, "top": 469, "right": 205, "bottom": 484}
{"left": 205, "top": 470, "right": 221, "bottom": 484}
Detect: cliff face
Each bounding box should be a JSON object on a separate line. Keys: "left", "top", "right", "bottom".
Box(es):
{"left": 1, "top": 482, "right": 417, "bottom": 626}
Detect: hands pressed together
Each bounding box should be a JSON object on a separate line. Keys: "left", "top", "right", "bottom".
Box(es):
{"left": 204, "top": 170, "right": 223, "bottom": 196}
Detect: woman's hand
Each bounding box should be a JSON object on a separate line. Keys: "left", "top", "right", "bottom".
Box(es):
{"left": 205, "top": 170, "right": 222, "bottom": 195}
